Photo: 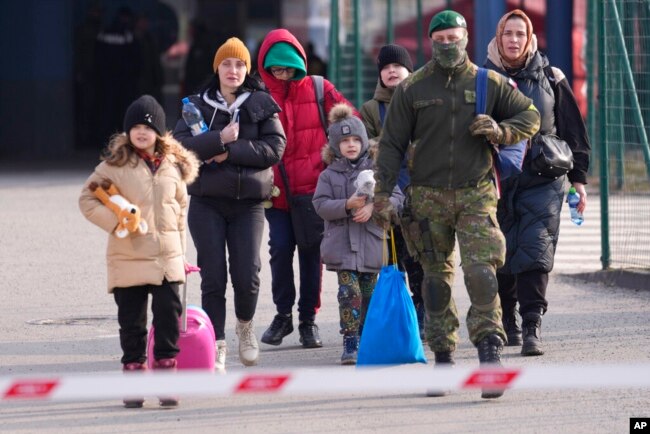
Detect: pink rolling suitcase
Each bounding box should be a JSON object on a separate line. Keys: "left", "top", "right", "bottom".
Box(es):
{"left": 147, "top": 267, "right": 216, "bottom": 371}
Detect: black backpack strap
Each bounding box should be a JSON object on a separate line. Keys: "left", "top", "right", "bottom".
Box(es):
{"left": 310, "top": 75, "right": 328, "bottom": 134}
{"left": 278, "top": 162, "right": 293, "bottom": 205}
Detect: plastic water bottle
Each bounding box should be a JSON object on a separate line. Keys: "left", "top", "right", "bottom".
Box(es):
{"left": 567, "top": 186, "right": 583, "bottom": 226}
{"left": 181, "top": 97, "right": 208, "bottom": 136}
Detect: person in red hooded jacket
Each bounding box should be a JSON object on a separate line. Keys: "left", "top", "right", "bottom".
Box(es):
{"left": 257, "top": 28, "right": 357, "bottom": 349}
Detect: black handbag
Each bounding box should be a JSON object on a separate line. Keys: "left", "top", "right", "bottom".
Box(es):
{"left": 278, "top": 162, "right": 324, "bottom": 249}
{"left": 529, "top": 133, "right": 573, "bottom": 179}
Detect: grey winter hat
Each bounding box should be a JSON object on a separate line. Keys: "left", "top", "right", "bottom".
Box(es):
{"left": 123, "top": 94, "right": 166, "bottom": 136}
{"left": 327, "top": 103, "right": 369, "bottom": 158}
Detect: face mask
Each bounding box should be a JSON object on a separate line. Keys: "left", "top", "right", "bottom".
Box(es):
{"left": 431, "top": 35, "right": 468, "bottom": 69}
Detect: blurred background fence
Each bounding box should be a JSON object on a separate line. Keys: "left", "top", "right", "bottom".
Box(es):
{"left": 328, "top": 0, "right": 650, "bottom": 272}
{"left": 592, "top": 0, "right": 650, "bottom": 270}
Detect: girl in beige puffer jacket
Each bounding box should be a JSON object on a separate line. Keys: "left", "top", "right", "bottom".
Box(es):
{"left": 79, "top": 95, "right": 199, "bottom": 408}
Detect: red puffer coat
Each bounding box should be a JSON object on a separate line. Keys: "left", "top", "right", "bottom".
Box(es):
{"left": 257, "top": 28, "right": 357, "bottom": 210}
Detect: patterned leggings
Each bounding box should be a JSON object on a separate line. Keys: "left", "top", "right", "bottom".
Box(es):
{"left": 336, "top": 270, "right": 377, "bottom": 335}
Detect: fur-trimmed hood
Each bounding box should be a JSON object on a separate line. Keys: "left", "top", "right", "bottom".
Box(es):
{"left": 165, "top": 135, "right": 200, "bottom": 185}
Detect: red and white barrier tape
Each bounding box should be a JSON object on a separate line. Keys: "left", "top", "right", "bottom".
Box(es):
{"left": 2, "top": 364, "right": 650, "bottom": 402}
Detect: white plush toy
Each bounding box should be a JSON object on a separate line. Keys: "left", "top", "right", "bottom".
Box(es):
{"left": 354, "top": 169, "right": 375, "bottom": 199}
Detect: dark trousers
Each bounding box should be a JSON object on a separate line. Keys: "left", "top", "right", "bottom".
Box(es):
{"left": 265, "top": 207, "right": 322, "bottom": 323}
{"left": 389, "top": 225, "right": 424, "bottom": 306}
{"left": 113, "top": 280, "right": 181, "bottom": 364}
{"left": 188, "top": 196, "right": 264, "bottom": 341}
{"left": 497, "top": 269, "right": 549, "bottom": 315}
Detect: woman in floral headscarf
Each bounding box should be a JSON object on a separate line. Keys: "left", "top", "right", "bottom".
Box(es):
{"left": 485, "top": 9, "right": 590, "bottom": 357}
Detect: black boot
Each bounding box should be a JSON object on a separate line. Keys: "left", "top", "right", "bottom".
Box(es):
{"left": 434, "top": 351, "right": 455, "bottom": 365}
{"left": 261, "top": 313, "right": 293, "bottom": 346}
{"left": 477, "top": 334, "right": 505, "bottom": 399}
{"left": 426, "top": 351, "right": 455, "bottom": 397}
{"left": 298, "top": 320, "right": 323, "bottom": 348}
{"left": 502, "top": 309, "right": 522, "bottom": 346}
{"left": 521, "top": 311, "right": 544, "bottom": 356}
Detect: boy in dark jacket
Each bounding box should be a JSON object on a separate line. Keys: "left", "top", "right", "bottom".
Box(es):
{"left": 360, "top": 44, "right": 425, "bottom": 338}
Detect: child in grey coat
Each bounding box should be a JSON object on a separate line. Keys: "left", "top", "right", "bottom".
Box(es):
{"left": 312, "top": 103, "right": 403, "bottom": 365}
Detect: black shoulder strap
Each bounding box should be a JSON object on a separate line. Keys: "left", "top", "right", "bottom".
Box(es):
{"left": 310, "top": 75, "right": 328, "bottom": 134}
{"left": 543, "top": 65, "right": 557, "bottom": 96}
{"left": 278, "top": 162, "right": 293, "bottom": 205}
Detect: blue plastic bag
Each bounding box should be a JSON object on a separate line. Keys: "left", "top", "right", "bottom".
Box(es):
{"left": 357, "top": 265, "right": 427, "bottom": 365}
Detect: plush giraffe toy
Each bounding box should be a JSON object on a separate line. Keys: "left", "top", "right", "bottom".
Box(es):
{"left": 88, "top": 180, "right": 148, "bottom": 238}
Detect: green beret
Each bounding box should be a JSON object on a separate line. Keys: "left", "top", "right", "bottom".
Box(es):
{"left": 428, "top": 10, "right": 467, "bottom": 36}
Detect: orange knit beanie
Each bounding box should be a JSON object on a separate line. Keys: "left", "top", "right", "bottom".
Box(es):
{"left": 213, "top": 37, "right": 251, "bottom": 73}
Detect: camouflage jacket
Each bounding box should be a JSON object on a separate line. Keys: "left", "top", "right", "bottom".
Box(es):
{"left": 374, "top": 57, "right": 540, "bottom": 194}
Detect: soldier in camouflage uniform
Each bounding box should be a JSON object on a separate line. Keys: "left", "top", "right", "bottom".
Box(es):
{"left": 372, "top": 10, "right": 540, "bottom": 399}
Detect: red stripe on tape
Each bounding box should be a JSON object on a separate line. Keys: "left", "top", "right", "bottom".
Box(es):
{"left": 462, "top": 369, "right": 520, "bottom": 389}
{"left": 235, "top": 374, "right": 291, "bottom": 393}
{"left": 3, "top": 379, "right": 59, "bottom": 400}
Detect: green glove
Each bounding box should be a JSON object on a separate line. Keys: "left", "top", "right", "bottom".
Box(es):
{"left": 469, "top": 114, "right": 505, "bottom": 144}
{"left": 372, "top": 193, "right": 395, "bottom": 229}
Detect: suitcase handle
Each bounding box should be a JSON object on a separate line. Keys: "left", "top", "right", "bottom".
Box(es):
{"left": 182, "top": 264, "right": 201, "bottom": 333}
{"left": 181, "top": 281, "right": 188, "bottom": 333}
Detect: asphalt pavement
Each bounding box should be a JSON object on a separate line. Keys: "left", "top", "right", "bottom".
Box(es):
{"left": 0, "top": 166, "right": 649, "bottom": 434}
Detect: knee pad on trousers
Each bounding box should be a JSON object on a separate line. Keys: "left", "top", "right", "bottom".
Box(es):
{"left": 463, "top": 263, "right": 498, "bottom": 311}
{"left": 422, "top": 275, "right": 453, "bottom": 313}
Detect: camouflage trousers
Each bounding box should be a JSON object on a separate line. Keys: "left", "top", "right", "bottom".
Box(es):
{"left": 336, "top": 270, "right": 377, "bottom": 335}
{"left": 401, "top": 180, "right": 507, "bottom": 352}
